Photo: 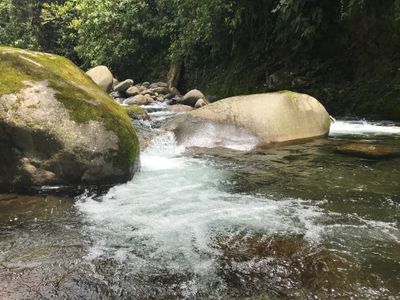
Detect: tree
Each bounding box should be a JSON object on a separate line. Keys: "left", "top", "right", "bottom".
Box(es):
{"left": 0, "top": 0, "right": 42, "bottom": 49}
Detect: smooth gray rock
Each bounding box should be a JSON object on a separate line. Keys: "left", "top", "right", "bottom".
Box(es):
{"left": 114, "top": 79, "right": 134, "bottom": 92}
{"left": 124, "top": 94, "right": 149, "bottom": 105}
{"left": 86, "top": 66, "right": 113, "bottom": 92}
{"left": 165, "top": 91, "right": 331, "bottom": 147}
{"left": 182, "top": 89, "right": 206, "bottom": 107}
{"left": 125, "top": 86, "right": 141, "bottom": 97}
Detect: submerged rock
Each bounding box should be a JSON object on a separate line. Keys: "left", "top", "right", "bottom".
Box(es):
{"left": 335, "top": 143, "right": 400, "bottom": 159}
{"left": 165, "top": 91, "right": 331, "bottom": 148}
{"left": 0, "top": 47, "right": 140, "bottom": 192}
{"left": 86, "top": 65, "right": 113, "bottom": 92}
{"left": 214, "top": 233, "right": 360, "bottom": 298}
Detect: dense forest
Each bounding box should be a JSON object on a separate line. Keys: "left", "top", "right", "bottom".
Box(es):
{"left": 1, "top": 0, "right": 400, "bottom": 120}
{"left": 2, "top": 2, "right": 400, "bottom": 298}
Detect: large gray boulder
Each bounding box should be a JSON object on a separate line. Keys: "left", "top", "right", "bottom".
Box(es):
{"left": 0, "top": 47, "right": 140, "bottom": 192}
{"left": 86, "top": 65, "right": 113, "bottom": 92}
{"left": 164, "top": 91, "right": 331, "bottom": 148}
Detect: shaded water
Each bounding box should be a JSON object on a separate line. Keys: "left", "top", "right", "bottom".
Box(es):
{"left": 0, "top": 120, "right": 399, "bottom": 299}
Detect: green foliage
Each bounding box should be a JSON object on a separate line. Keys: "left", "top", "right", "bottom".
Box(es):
{"left": 40, "top": 0, "right": 79, "bottom": 61}
{"left": 71, "top": 0, "right": 170, "bottom": 78}
{"left": 0, "top": 0, "right": 41, "bottom": 49}
{"left": 167, "top": 0, "right": 234, "bottom": 59}
{"left": 2, "top": 0, "right": 399, "bottom": 77}
{"left": 272, "top": 0, "right": 324, "bottom": 50}
{"left": 1, "top": 0, "right": 400, "bottom": 119}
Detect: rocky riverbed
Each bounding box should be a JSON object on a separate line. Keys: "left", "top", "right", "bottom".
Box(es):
{"left": 1, "top": 120, "right": 399, "bottom": 299}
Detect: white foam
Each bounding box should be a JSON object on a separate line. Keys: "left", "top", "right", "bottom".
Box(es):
{"left": 329, "top": 120, "right": 400, "bottom": 136}
{"left": 76, "top": 133, "right": 323, "bottom": 271}
{"left": 141, "top": 132, "right": 187, "bottom": 170}
{"left": 180, "top": 122, "right": 259, "bottom": 151}
{"left": 141, "top": 101, "right": 169, "bottom": 111}
{"left": 76, "top": 132, "right": 400, "bottom": 295}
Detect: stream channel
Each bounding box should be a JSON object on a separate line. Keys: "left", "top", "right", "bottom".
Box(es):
{"left": 1, "top": 105, "right": 399, "bottom": 299}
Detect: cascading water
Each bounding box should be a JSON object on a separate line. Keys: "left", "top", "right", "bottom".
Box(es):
{"left": 76, "top": 132, "right": 326, "bottom": 297}
{"left": 75, "top": 120, "right": 400, "bottom": 298}
{"left": 0, "top": 119, "right": 399, "bottom": 299}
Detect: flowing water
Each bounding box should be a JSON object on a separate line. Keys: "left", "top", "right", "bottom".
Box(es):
{"left": 0, "top": 118, "right": 400, "bottom": 299}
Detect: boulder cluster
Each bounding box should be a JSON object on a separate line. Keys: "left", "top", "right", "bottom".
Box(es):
{"left": 86, "top": 65, "right": 209, "bottom": 113}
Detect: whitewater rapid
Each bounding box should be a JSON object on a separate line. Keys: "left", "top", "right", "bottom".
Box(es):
{"left": 75, "top": 120, "right": 400, "bottom": 297}
{"left": 329, "top": 120, "right": 400, "bottom": 136}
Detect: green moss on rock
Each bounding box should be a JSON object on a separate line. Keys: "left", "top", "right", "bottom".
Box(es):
{"left": 0, "top": 47, "right": 139, "bottom": 182}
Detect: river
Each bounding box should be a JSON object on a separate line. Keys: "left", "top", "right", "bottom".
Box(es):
{"left": 0, "top": 118, "right": 399, "bottom": 299}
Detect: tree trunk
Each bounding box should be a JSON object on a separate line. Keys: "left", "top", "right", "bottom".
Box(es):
{"left": 167, "top": 58, "right": 183, "bottom": 88}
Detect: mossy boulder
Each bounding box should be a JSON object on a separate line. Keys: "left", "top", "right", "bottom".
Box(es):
{"left": 0, "top": 47, "right": 140, "bottom": 192}
{"left": 164, "top": 91, "right": 331, "bottom": 148}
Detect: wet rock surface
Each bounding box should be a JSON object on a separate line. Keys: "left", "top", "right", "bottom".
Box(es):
{"left": 335, "top": 142, "right": 400, "bottom": 159}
